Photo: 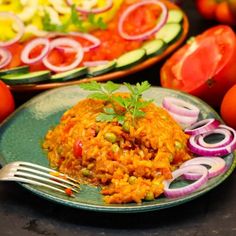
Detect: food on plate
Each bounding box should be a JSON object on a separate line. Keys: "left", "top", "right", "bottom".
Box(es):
{"left": 220, "top": 84, "right": 236, "bottom": 129}
{"left": 42, "top": 81, "right": 232, "bottom": 203}
{"left": 0, "top": 80, "right": 15, "bottom": 123}
{"left": 160, "top": 25, "right": 236, "bottom": 107}
{"left": 195, "top": 0, "right": 236, "bottom": 25}
{"left": 0, "top": 0, "right": 186, "bottom": 86}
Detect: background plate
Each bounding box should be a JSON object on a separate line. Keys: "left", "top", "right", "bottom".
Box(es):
{"left": 0, "top": 85, "right": 235, "bottom": 213}
{"left": 8, "top": 0, "right": 189, "bottom": 93}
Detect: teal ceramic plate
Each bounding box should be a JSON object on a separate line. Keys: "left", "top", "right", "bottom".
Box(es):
{"left": 0, "top": 85, "right": 235, "bottom": 213}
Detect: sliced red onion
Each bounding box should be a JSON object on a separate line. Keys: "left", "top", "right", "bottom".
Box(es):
{"left": 118, "top": 0, "right": 168, "bottom": 41}
{"left": 197, "top": 128, "right": 233, "bottom": 148}
{"left": 21, "top": 38, "right": 50, "bottom": 64}
{"left": 0, "top": 48, "right": 12, "bottom": 69}
{"left": 162, "top": 97, "right": 200, "bottom": 117}
{"left": 163, "top": 165, "right": 208, "bottom": 198}
{"left": 180, "top": 157, "right": 226, "bottom": 180}
{"left": 185, "top": 118, "right": 221, "bottom": 135}
{"left": 66, "top": 0, "right": 113, "bottom": 14}
{"left": 69, "top": 32, "right": 101, "bottom": 52}
{"left": 167, "top": 110, "right": 198, "bottom": 126}
{"left": 0, "top": 12, "right": 24, "bottom": 47}
{"left": 188, "top": 124, "right": 236, "bottom": 156}
{"left": 83, "top": 60, "right": 109, "bottom": 67}
{"left": 42, "top": 37, "right": 84, "bottom": 73}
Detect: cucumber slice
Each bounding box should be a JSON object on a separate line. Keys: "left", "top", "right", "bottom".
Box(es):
{"left": 0, "top": 66, "right": 29, "bottom": 76}
{"left": 88, "top": 61, "right": 116, "bottom": 77}
{"left": 1, "top": 70, "right": 51, "bottom": 85}
{"left": 50, "top": 67, "right": 88, "bottom": 82}
{"left": 115, "top": 49, "right": 146, "bottom": 70}
{"left": 155, "top": 23, "right": 182, "bottom": 44}
{"left": 167, "top": 9, "right": 184, "bottom": 23}
{"left": 142, "top": 39, "right": 166, "bottom": 57}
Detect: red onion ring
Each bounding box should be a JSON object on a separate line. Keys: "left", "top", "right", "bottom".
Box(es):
{"left": 188, "top": 124, "right": 236, "bottom": 156}
{"left": 21, "top": 38, "right": 50, "bottom": 64}
{"left": 185, "top": 118, "right": 221, "bottom": 135}
{"left": 42, "top": 37, "right": 84, "bottom": 73}
{"left": 83, "top": 60, "right": 109, "bottom": 67}
{"left": 0, "top": 12, "right": 24, "bottom": 47}
{"left": 180, "top": 157, "right": 226, "bottom": 180}
{"left": 167, "top": 110, "right": 198, "bottom": 126}
{"left": 66, "top": 0, "right": 113, "bottom": 14}
{"left": 197, "top": 128, "right": 233, "bottom": 148}
{"left": 0, "top": 48, "right": 12, "bottom": 69}
{"left": 163, "top": 165, "right": 208, "bottom": 198}
{"left": 69, "top": 32, "right": 101, "bottom": 52}
{"left": 162, "top": 97, "right": 200, "bottom": 117}
{"left": 118, "top": 0, "right": 168, "bottom": 41}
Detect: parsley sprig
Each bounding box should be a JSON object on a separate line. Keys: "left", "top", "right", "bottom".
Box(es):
{"left": 79, "top": 81, "right": 152, "bottom": 125}
{"left": 42, "top": 5, "right": 107, "bottom": 33}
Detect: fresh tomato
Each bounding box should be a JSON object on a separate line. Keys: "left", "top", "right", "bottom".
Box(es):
{"left": 0, "top": 80, "right": 15, "bottom": 123}
{"left": 195, "top": 0, "right": 236, "bottom": 25}
{"left": 160, "top": 25, "right": 236, "bottom": 107}
{"left": 5, "top": 42, "right": 24, "bottom": 69}
{"left": 73, "top": 140, "right": 83, "bottom": 159}
{"left": 220, "top": 84, "right": 236, "bottom": 129}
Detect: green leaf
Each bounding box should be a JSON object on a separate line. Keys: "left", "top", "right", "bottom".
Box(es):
{"left": 116, "top": 115, "right": 125, "bottom": 125}
{"left": 79, "top": 81, "right": 101, "bottom": 91}
{"left": 111, "top": 95, "right": 126, "bottom": 107}
{"left": 124, "top": 82, "right": 135, "bottom": 94}
{"left": 103, "top": 107, "right": 115, "bottom": 114}
{"left": 136, "top": 81, "right": 151, "bottom": 94}
{"left": 88, "top": 93, "right": 109, "bottom": 100}
{"left": 136, "top": 100, "right": 153, "bottom": 109}
{"left": 103, "top": 81, "right": 120, "bottom": 94}
{"left": 133, "top": 109, "right": 145, "bottom": 118}
{"left": 96, "top": 113, "right": 115, "bottom": 122}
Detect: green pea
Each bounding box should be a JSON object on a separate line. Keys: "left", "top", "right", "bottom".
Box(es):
{"left": 145, "top": 192, "right": 155, "bottom": 201}
{"left": 168, "top": 154, "right": 174, "bottom": 162}
{"left": 104, "top": 132, "right": 117, "bottom": 143}
{"left": 112, "top": 143, "right": 120, "bottom": 152}
{"left": 175, "top": 140, "right": 183, "bottom": 150}
{"left": 81, "top": 168, "right": 90, "bottom": 177}
{"left": 122, "top": 121, "right": 131, "bottom": 132}
{"left": 128, "top": 176, "right": 137, "bottom": 185}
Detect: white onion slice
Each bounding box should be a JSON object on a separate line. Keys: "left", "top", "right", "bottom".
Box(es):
{"left": 42, "top": 37, "right": 84, "bottom": 73}
{"left": 118, "top": 0, "right": 168, "bottom": 41}
{"left": 188, "top": 124, "right": 236, "bottom": 156}
{"left": 162, "top": 97, "right": 200, "bottom": 117}
{"left": 167, "top": 110, "right": 198, "bottom": 126}
{"left": 21, "top": 38, "right": 50, "bottom": 64}
{"left": 0, "top": 12, "right": 24, "bottom": 47}
{"left": 180, "top": 157, "right": 226, "bottom": 180}
{"left": 66, "top": 0, "right": 113, "bottom": 14}
{"left": 197, "top": 128, "right": 233, "bottom": 148}
{"left": 0, "top": 48, "right": 12, "bottom": 69}
{"left": 163, "top": 165, "right": 208, "bottom": 198}
{"left": 185, "top": 118, "right": 221, "bottom": 135}
{"left": 69, "top": 32, "right": 101, "bottom": 52}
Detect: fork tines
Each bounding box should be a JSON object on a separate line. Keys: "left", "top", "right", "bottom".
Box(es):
{"left": 6, "top": 161, "right": 80, "bottom": 196}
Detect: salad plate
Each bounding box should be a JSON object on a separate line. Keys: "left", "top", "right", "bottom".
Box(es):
{"left": 0, "top": 85, "right": 235, "bottom": 213}
{"left": 0, "top": 0, "right": 189, "bottom": 92}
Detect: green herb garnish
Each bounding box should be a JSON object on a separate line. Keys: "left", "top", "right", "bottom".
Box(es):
{"left": 79, "top": 81, "right": 152, "bottom": 125}
{"left": 42, "top": 5, "right": 107, "bottom": 33}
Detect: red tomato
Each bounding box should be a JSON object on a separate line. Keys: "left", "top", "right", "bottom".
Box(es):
{"left": 220, "top": 84, "right": 236, "bottom": 129}
{"left": 195, "top": 0, "right": 236, "bottom": 25}
{"left": 73, "top": 140, "right": 83, "bottom": 158}
{"left": 195, "top": 0, "right": 218, "bottom": 19}
{"left": 5, "top": 43, "right": 24, "bottom": 68}
{"left": 0, "top": 81, "right": 15, "bottom": 123}
{"left": 160, "top": 25, "right": 236, "bottom": 107}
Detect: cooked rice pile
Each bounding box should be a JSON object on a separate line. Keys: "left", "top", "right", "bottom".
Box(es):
{"left": 42, "top": 93, "right": 191, "bottom": 204}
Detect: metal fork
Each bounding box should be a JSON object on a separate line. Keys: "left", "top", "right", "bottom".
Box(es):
{"left": 0, "top": 161, "right": 80, "bottom": 196}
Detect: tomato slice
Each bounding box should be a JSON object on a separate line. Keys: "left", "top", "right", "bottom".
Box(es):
{"left": 160, "top": 25, "right": 236, "bottom": 107}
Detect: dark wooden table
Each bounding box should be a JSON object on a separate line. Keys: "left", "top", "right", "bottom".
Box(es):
{"left": 1, "top": 1, "right": 236, "bottom": 236}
